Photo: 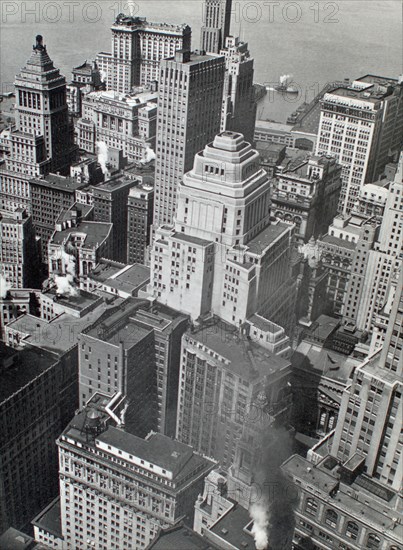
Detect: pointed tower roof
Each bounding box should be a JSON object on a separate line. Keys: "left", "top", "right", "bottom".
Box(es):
{"left": 26, "top": 35, "right": 55, "bottom": 71}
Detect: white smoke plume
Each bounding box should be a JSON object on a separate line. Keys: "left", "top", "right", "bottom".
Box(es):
{"left": 279, "top": 74, "right": 293, "bottom": 85}
{"left": 54, "top": 249, "right": 79, "bottom": 297}
{"left": 97, "top": 141, "right": 109, "bottom": 175}
{"left": 142, "top": 144, "right": 156, "bottom": 164}
{"left": 250, "top": 503, "right": 269, "bottom": 550}
{"left": 0, "top": 274, "right": 12, "bottom": 299}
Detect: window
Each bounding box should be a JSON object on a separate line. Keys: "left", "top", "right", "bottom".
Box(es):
{"left": 305, "top": 498, "right": 318, "bottom": 516}
{"left": 325, "top": 509, "right": 338, "bottom": 528}
{"left": 345, "top": 521, "right": 359, "bottom": 540}
{"left": 366, "top": 534, "right": 381, "bottom": 549}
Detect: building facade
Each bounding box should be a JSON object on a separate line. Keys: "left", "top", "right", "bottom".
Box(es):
{"left": 281, "top": 269, "right": 403, "bottom": 550}
{"left": 77, "top": 88, "right": 158, "bottom": 164}
{"left": 127, "top": 182, "right": 154, "bottom": 265}
{"left": 14, "top": 35, "right": 77, "bottom": 174}
{"left": 0, "top": 209, "right": 40, "bottom": 289}
{"left": 315, "top": 75, "right": 403, "bottom": 215}
{"left": 176, "top": 319, "right": 292, "bottom": 470}
{"left": 271, "top": 154, "right": 342, "bottom": 243}
{"left": 220, "top": 36, "right": 256, "bottom": 145}
{"left": 33, "top": 396, "right": 215, "bottom": 550}
{"left": 92, "top": 173, "right": 140, "bottom": 264}
{"left": 150, "top": 132, "right": 297, "bottom": 330}
{"left": 153, "top": 51, "right": 225, "bottom": 227}
{"left": 201, "top": 0, "right": 232, "bottom": 54}
{"left": 0, "top": 344, "right": 78, "bottom": 535}
{"left": 96, "top": 14, "right": 191, "bottom": 94}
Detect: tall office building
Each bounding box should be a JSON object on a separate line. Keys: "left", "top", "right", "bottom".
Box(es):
{"left": 127, "top": 182, "right": 154, "bottom": 265}
{"left": 153, "top": 51, "right": 225, "bottom": 227}
{"left": 342, "top": 152, "right": 403, "bottom": 333}
{"left": 150, "top": 132, "right": 297, "bottom": 330}
{"left": 0, "top": 343, "right": 78, "bottom": 535}
{"left": 0, "top": 209, "right": 40, "bottom": 289}
{"left": 92, "top": 173, "right": 140, "bottom": 263}
{"left": 33, "top": 396, "right": 215, "bottom": 549}
{"left": 271, "top": 154, "right": 342, "bottom": 243}
{"left": 77, "top": 88, "right": 158, "bottom": 164}
{"left": 14, "top": 35, "right": 77, "bottom": 174}
{"left": 78, "top": 299, "right": 158, "bottom": 437}
{"left": 315, "top": 75, "right": 403, "bottom": 214}
{"left": 220, "top": 36, "right": 256, "bottom": 145}
{"left": 0, "top": 35, "right": 78, "bottom": 214}
{"left": 201, "top": 0, "right": 232, "bottom": 54}
{"left": 281, "top": 268, "right": 403, "bottom": 550}
{"left": 176, "top": 319, "right": 292, "bottom": 471}
{"left": 96, "top": 15, "right": 191, "bottom": 94}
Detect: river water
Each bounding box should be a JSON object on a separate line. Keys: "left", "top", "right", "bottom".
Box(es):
{"left": 1, "top": 0, "right": 401, "bottom": 122}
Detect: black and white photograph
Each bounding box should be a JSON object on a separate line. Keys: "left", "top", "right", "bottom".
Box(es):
{"left": 0, "top": 1, "right": 402, "bottom": 549}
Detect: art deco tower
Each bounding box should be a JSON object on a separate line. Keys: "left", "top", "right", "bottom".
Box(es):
{"left": 14, "top": 35, "right": 77, "bottom": 174}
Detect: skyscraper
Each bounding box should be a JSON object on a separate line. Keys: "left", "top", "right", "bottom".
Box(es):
{"left": 201, "top": 0, "right": 232, "bottom": 54}
{"left": 150, "top": 132, "right": 297, "bottom": 330}
{"left": 96, "top": 15, "right": 191, "bottom": 94}
{"left": 32, "top": 396, "right": 215, "bottom": 549}
{"left": 342, "top": 152, "right": 403, "bottom": 333}
{"left": 153, "top": 51, "right": 225, "bottom": 227}
{"left": 220, "top": 36, "right": 256, "bottom": 145}
{"left": 315, "top": 75, "right": 403, "bottom": 215}
{"left": 0, "top": 209, "right": 40, "bottom": 289}
{"left": 14, "top": 35, "right": 77, "bottom": 174}
{"left": 281, "top": 268, "right": 403, "bottom": 550}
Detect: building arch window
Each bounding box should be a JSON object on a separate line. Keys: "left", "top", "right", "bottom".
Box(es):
{"left": 345, "top": 521, "right": 359, "bottom": 540}
{"left": 305, "top": 498, "right": 318, "bottom": 516}
{"left": 367, "top": 534, "right": 381, "bottom": 549}
{"left": 324, "top": 508, "right": 338, "bottom": 528}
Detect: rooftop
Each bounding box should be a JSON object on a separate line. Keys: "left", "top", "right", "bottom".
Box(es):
{"left": 209, "top": 503, "right": 256, "bottom": 550}
{"left": 0, "top": 528, "right": 35, "bottom": 550}
{"left": 93, "top": 174, "right": 139, "bottom": 193}
{"left": 32, "top": 497, "right": 62, "bottom": 540}
{"left": 319, "top": 233, "right": 357, "bottom": 250}
{"left": 103, "top": 264, "right": 150, "bottom": 295}
{"left": 7, "top": 297, "right": 124, "bottom": 354}
{"left": 42, "top": 288, "right": 102, "bottom": 312}
{"left": 51, "top": 221, "right": 112, "bottom": 248}
{"left": 30, "top": 173, "right": 86, "bottom": 192}
{"left": 87, "top": 258, "right": 127, "bottom": 283}
{"left": 146, "top": 524, "right": 220, "bottom": 550}
{"left": 246, "top": 220, "right": 291, "bottom": 255}
{"left": 63, "top": 411, "right": 214, "bottom": 483}
{"left": 188, "top": 318, "right": 290, "bottom": 382}
{"left": 255, "top": 119, "right": 293, "bottom": 134}
{"left": 0, "top": 342, "right": 57, "bottom": 403}
{"left": 293, "top": 340, "right": 358, "bottom": 383}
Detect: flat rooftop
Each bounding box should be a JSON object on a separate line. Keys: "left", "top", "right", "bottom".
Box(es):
{"left": 103, "top": 264, "right": 150, "bottom": 294}
{"left": 0, "top": 528, "right": 35, "bottom": 550}
{"left": 247, "top": 313, "right": 284, "bottom": 334}
{"left": 84, "top": 298, "right": 151, "bottom": 348}
{"left": 93, "top": 174, "right": 138, "bottom": 192}
{"left": 51, "top": 221, "right": 112, "bottom": 248}
{"left": 7, "top": 298, "right": 125, "bottom": 354}
{"left": 188, "top": 318, "right": 290, "bottom": 381}
{"left": 147, "top": 524, "right": 220, "bottom": 550}
{"left": 0, "top": 342, "right": 57, "bottom": 403}
{"left": 247, "top": 220, "right": 290, "bottom": 255}
{"left": 209, "top": 504, "right": 255, "bottom": 550}
{"left": 320, "top": 234, "right": 357, "bottom": 251}
{"left": 32, "top": 497, "right": 62, "bottom": 539}
{"left": 88, "top": 259, "right": 126, "bottom": 283}
{"left": 30, "top": 173, "right": 86, "bottom": 192}
{"left": 42, "top": 288, "right": 101, "bottom": 311}
{"left": 293, "top": 340, "right": 358, "bottom": 383}
{"left": 255, "top": 119, "right": 293, "bottom": 134}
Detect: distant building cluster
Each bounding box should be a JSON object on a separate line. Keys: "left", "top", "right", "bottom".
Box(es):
{"left": 0, "top": 0, "right": 402, "bottom": 549}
